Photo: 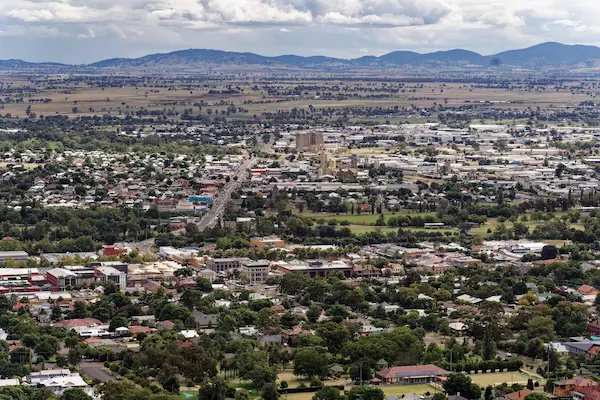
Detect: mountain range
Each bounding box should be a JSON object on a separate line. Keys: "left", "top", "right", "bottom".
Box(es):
{"left": 4, "top": 42, "right": 600, "bottom": 73}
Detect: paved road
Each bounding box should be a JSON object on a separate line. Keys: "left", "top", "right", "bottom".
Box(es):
{"left": 80, "top": 362, "right": 117, "bottom": 382}
{"left": 196, "top": 136, "right": 274, "bottom": 231}
{"left": 197, "top": 155, "right": 257, "bottom": 231}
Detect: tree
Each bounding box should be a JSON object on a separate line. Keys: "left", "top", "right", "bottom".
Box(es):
{"left": 307, "top": 305, "right": 323, "bottom": 323}
{"left": 293, "top": 348, "right": 329, "bottom": 379}
{"left": 0, "top": 295, "right": 11, "bottom": 313}
{"left": 97, "top": 381, "right": 179, "bottom": 400}
{"left": 109, "top": 314, "right": 129, "bottom": 332}
{"left": 313, "top": 387, "right": 342, "bottom": 400}
{"left": 60, "top": 388, "right": 92, "bottom": 400}
{"left": 158, "top": 365, "right": 180, "bottom": 393}
{"left": 261, "top": 383, "right": 279, "bottom": 400}
{"left": 526, "top": 379, "right": 534, "bottom": 390}
{"left": 443, "top": 373, "right": 482, "bottom": 400}
{"left": 484, "top": 386, "right": 493, "bottom": 400}
{"left": 345, "top": 387, "right": 384, "bottom": 400}
{"left": 256, "top": 308, "right": 280, "bottom": 332}
{"left": 540, "top": 245, "right": 559, "bottom": 260}
{"left": 198, "top": 378, "right": 228, "bottom": 400}
{"left": 525, "top": 316, "right": 555, "bottom": 342}
{"left": 524, "top": 394, "right": 549, "bottom": 400}
{"left": 9, "top": 347, "right": 31, "bottom": 365}
{"left": 196, "top": 277, "right": 213, "bottom": 292}
{"left": 316, "top": 321, "right": 350, "bottom": 353}
{"left": 67, "top": 347, "right": 83, "bottom": 366}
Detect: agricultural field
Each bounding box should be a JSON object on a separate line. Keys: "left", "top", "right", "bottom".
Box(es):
{"left": 2, "top": 76, "right": 599, "bottom": 123}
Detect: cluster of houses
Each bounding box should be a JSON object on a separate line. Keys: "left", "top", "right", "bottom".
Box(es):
{"left": 0, "top": 148, "right": 247, "bottom": 210}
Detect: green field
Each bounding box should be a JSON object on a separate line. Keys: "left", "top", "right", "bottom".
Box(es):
{"left": 211, "top": 371, "right": 535, "bottom": 400}
{"left": 347, "top": 225, "right": 400, "bottom": 234}
{"left": 468, "top": 371, "right": 531, "bottom": 386}
{"left": 303, "top": 212, "right": 437, "bottom": 225}
{"left": 470, "top": 216, "right": 585, "bottom": 236}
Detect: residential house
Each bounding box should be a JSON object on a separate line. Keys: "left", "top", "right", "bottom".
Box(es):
{"left": 281, "top": 325, "right": 312, "bottom": 346}
{"left": 554, "top": 377, "right": 598, "bottom": 397}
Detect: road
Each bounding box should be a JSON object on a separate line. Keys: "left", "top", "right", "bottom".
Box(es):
{"left": 133, "top": 135, "right": 273, "bottom": 246}
{"left": 197, "top": 155, "right": 257, "bottom": 231}
{"left": 80, "top": 362, "right": 117, "bottom": 382}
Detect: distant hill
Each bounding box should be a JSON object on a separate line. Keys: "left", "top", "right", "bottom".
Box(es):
{"left": 4, "top": 42, "right": 600, "bottom": 73}
{"left": 87, "top": 42, "right": 600, "bottom": 71}
{"left": 0, "top": 59, "right": 69, "bottom": 70}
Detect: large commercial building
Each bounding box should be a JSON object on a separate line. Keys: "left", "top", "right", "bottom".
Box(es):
{"left": 94, "top": 266, "right": 128, "bottom": 290}
{"left": 0, "top": 251, "right": 29, "bottom": 262}
{"left": 205, "top": 258, "right": 243, "bottom": 273}
{"left": 296, "top": 131, "right": 324, "bottom": 152}
{"left": 46, "top": 268, "right": 78, "bottom": 290}
{"left": 240, "top": 259, "right": 270, "bottom": 284}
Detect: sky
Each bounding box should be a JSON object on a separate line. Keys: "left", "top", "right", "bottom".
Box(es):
{"left": 0, "top": 0, "right": 599, "bottom": 64}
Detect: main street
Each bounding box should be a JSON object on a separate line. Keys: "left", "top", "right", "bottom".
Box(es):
{"left": 196, "top": 155, "right": 256, "bottom": 231}
{"left": 196, "top": 135, "right": 274, "bottom": 231}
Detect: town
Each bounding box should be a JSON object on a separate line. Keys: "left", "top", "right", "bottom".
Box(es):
{"left": 1, "top": 100, "right": 600, "bottom": 400}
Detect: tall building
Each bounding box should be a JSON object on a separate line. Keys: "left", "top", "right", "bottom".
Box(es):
{"left": 296, "top": 131, "right": 324, "bottom": 152}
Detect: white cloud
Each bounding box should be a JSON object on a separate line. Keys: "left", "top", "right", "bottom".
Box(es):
{"left": 0, "top": 0, "right": 600, "bottom": 62}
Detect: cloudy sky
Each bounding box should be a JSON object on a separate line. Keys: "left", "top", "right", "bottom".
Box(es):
{"left": 0, "top": 0, "right": 597, "bottom": 63}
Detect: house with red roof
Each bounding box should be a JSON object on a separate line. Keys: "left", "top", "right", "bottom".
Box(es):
{"left": 506, "top": 389, "right": 532, "bottom": 400}
{"left": 128, "top": 326, "right": 152, "bottom": 335}
{"left": 54, "top": 318, "right": 102, "bottom": 329}
{"left": 554, "top": 377, "right": 598, "bottom": 397}
{"left": 281, "top": 325, "right": 312, "bottom": 346}
{"left": 575, "top": 385, "right": 600, "bottom": 400}
{"left": 578, "top": 285, "right": 599, "bottom": 297}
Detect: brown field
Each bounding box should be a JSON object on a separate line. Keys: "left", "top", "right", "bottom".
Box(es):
{"left": 1, "top": 76, "right": 598, "bottom": 121}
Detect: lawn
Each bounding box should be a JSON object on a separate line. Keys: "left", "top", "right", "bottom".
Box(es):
{"left": 303, "top": 212, "right": 437, "bottom": 226}
{"left": 379, "top": 384, "right": 436, "bottom": 396}
{"left": 470, "top": 216, "right": 585, "bottom": 236}
{"left": 347, "top": 225, "right": 399, "bottom": 234}
{"left": 277, "top": 370, "right": 352, "bottom": 388}
{"left": 468, "top": 372, "right": 530, "bottom": 386}
{"left": 283, "top": 385, "right": 435, "bottom": 400}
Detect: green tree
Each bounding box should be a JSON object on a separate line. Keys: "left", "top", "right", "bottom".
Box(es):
{"left": 60, "top": 388, "right": 92, "bottom": 400}
{"left": 293, "top": 348, "right": 330, "bottom": 379}
{"left": 196, "top": 277, "right": 213, "bottom": 292}
{"left": 345, "top": 387, "right": 384, "bottom": 400}
{"left": 316, "top": 321, "right": 350, "bottom": 353}
{"left": 485, "top": 386, "right": 493, "bottom": 400}
{"left": 443, "top": 373, "right": 482, "bottom": 400}
{"left": 540, "top": 245, "right": 559, "bottom": 260}
{"left": 67, "top": 347, "right": 83, "bottom": 366}
{"left": 524, "top": 394, "right": 549, "bottom": 400}
{"left": 198, "top": 378, "right": 228, "bottom": 400}
{"left": 261, "top": 383, "right": 279, "bottom": 400}
{"left": 313, "top": 387, "right": 342, "bottom": 400}
{"left": 109, "top": 314, "right": 129, "bottom": 332}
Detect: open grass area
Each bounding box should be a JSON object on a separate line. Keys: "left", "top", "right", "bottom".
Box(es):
{"left": 379, "top": 384, "right": 436, "bottom": 396}
{"left": 302, "top": 212, "right": 437, "bottom": 225}
{"left": 276, "top": 370, "right": 352, "bottom": 388}
{"left": 468, "top": 372, "right": 530, "bottom": 386}
{"left": 222, "top": 371, "right": 536, "bottom": 400}
{"left": 347, "top": 225, "right": 399, "bottom": 234}
{"left": 470, "top": 213, "right": 584, "bottom": 236}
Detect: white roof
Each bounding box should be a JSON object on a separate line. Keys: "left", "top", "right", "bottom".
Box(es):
{"left": 0, "top": 378, "right": 20, "bottom": 387}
